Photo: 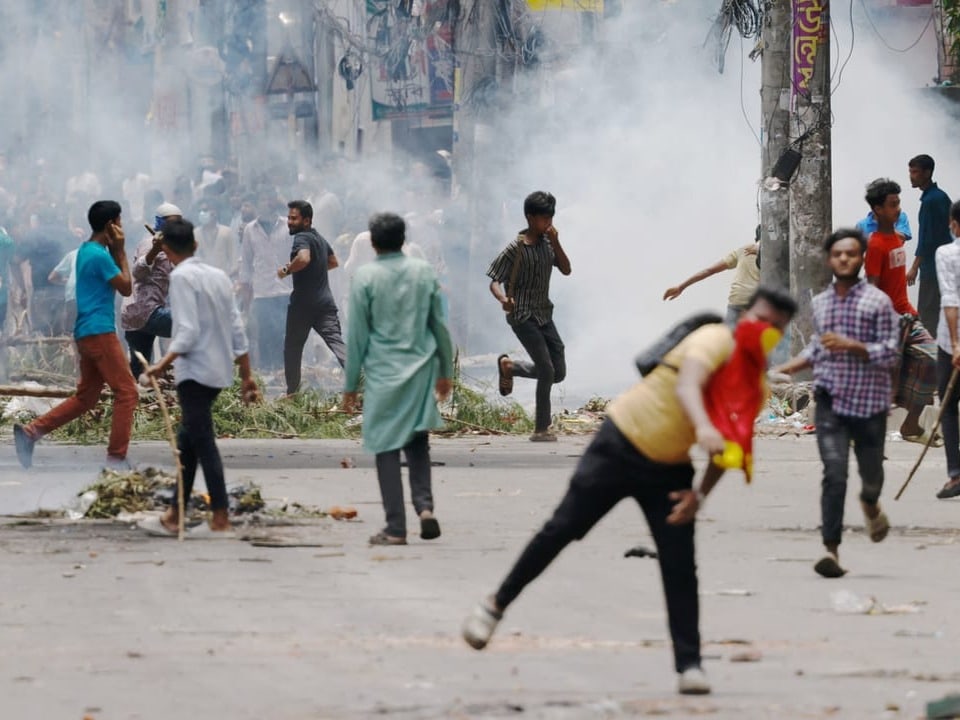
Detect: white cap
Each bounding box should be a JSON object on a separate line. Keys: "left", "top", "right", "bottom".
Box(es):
{"left": 156, "top": 202, "right": 182, "bottom": 218}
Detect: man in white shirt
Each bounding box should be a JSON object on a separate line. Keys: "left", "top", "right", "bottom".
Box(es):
{"left": 933, "top": 199, "right": 960, "bottom": 499}
{"left": 195, "top": 200, "right": 238, "bottom": 279}
{"left": 238, "top": 190, "right": 290, "bottom": 372}
{"left": 142, "top": 219, "right": 259, "bottom": 537}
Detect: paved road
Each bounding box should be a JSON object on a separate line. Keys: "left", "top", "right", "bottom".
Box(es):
{"left": 1, "top": 433, "right": 959, "bottom": 719}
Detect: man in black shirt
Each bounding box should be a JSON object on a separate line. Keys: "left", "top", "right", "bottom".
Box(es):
{"left": 279, "top": 200, "right": 346, "bottom": 395}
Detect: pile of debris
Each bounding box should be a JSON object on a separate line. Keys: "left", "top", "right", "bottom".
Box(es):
{"left": 76, "top": 467, "right": 267, "bottom": 520}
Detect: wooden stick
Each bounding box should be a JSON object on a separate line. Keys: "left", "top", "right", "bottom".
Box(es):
{"left": 0, "top": 385, "right": 75, "bottom": 398}
{"left": 896, "top": 366, "right": 959, "bottom": 501}
{"left": 0, "top": 335, "right": 74, "bottom": 347}
{"left": 134, "top": 352, "right": 184, "bottom": 540}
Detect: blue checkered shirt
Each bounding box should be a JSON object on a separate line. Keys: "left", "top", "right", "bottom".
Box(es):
{"left": 800, "top": 280, "right": 900, "bottom": 417}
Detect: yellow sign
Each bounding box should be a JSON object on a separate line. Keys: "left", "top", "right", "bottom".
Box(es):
{"left": 527, "top": 0, "right": 603, "bottom": 10}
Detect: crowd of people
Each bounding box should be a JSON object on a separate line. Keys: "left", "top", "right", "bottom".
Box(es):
{"left": 0, "top": 155, "right": 460, "bottom": 380}
{"left": 8, "top": 151, "right": 960, "bottom": 699}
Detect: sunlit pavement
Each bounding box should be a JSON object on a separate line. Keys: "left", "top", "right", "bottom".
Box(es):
{"left": 1, "top": 433, "right": 958, "bottom": 719}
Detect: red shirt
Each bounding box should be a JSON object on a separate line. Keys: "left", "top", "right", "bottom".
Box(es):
{"left": 866, "top": 231, "right": 916, "bottom": 315}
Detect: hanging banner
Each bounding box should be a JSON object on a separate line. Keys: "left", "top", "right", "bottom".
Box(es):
{"left": 792, "top": 0, "right": 828, "bottom": 101}
{"left": 366, "top": 0, "right": 454, "bottom": 121}
{"left": 527, "top": 0, "right": 603, "bottom": 10}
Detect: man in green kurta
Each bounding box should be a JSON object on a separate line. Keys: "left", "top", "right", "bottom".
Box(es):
{"left": 343, "top": 212, "right": 454, "bottom": 546}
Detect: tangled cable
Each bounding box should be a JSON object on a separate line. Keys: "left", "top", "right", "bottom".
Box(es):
{"left": 706, "top": 0, "right": 768, "bottom": 73}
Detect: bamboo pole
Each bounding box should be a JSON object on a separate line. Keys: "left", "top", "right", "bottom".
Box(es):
{"left": 0, "top": 385, "right": 75, "bottom": 398}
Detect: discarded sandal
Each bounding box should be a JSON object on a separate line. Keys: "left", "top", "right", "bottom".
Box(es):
{"left": 369, "top": 531, "right": 407, "bottom": 546}
{"left": 497, "top": 354, "right": 513, "bottom": 396}
{"left": 902, "top": 430, "right": 944, "bottom": 448}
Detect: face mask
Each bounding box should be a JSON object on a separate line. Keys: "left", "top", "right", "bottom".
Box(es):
{"left": 198, "top": 211, "right": 212, "bottom": 225}
{"left": 154, "top": 216, "right": 166, "bottom": 232}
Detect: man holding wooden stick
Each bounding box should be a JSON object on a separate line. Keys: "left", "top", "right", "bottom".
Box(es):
{"left": 13, "top": 201, "right": 137, "bottom": 470}
{"left": 141, "top": 219, "right": 259, "bottom": 537}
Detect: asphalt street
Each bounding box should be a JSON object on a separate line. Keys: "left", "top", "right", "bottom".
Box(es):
{"left": 1, "top": 433, "right": 959, "bottom": 719}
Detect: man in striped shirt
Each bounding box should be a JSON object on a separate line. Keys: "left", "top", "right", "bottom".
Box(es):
{"left": 773, "top": 228, "right": 900, "bottom": 578}
{"left": 487, "top": 191, "right": 571, "bottom": 441}
{"left": 933, "top": 200, "right": 960, "bottom": 499}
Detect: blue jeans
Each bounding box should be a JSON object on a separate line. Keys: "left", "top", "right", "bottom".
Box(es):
{"left": 813, "top": 390, "right": 886, "bottom": 546}
{"left": 125, "top": 307, "right": 172, "bottom": 377}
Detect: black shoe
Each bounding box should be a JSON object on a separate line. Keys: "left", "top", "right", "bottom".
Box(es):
{"left": 814, "top": 552, "right": 846, "bottom": 578}
{"left": 13, "top": 424, "right": 35, "bottom": 469}
{"left": 936, "top": 477, "right": 960, "bottom": 499}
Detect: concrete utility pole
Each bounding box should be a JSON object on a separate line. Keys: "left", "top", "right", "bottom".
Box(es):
{"left": 759, "top": 0, "right": 792, "bottom": 294}
{"left": 451, "top": 0, "right": 499, "bottom": 349}
{"left": 788, "top": 1, "right": 833, "bottom": 355}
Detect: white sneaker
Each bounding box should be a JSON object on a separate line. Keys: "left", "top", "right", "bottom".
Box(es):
{"left": 678, "top": 666, "right": 711, "bottom": 695}
{"left": 462, "top": 601, "right": 502, "bottom": 650}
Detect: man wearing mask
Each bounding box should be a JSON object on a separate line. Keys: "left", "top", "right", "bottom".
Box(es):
{"left": 195, "top": 201, "right": 238, "bottom": 279}
{"left": 239, "top": 190, "right": 291, "bottom": 372}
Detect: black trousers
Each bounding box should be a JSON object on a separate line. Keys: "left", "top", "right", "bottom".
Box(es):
{"left": 283, "top": 301, "right": 347, "bottom": 394}
{"left": 510, "top": 318, "right": 566, "bottom": 432}
{"left": 175, "top": 381, "right": 227, "bottom": 511}
{"left": 494, "top": 419, "right": 700, "bottom": 673}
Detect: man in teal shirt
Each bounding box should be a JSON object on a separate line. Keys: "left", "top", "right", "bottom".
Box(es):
{"left": 14, "top": 201, "right": 137, "bottom": 469}
{"left": 342, "top": 212, "right": 454, "bottom": 546}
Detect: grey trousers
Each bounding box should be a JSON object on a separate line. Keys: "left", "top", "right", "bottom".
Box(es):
{"left": 814, "top": 390, "right": 886, "bottom": 546}
{"left": 375, "top": 432, "right": 434, "bottom": 537}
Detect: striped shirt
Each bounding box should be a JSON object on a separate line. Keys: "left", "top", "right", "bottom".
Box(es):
{"left": 486, "top": 233, "right": 558, "bottom": 325}
{"left": 935, "top": 238, "right": 960, "bottom": 353}
{"left": 800, "top": 279, "right": 900, "bottom": 417}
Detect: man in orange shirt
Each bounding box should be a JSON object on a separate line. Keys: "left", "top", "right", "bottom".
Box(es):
{"left": 864, "top": 178, "right": 938, "bottom": 444}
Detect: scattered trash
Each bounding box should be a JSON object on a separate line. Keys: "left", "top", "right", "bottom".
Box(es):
{"left": 327, "top": 506, "right": 358, "bottom": 520}
{"left": 623, "top": 544, "right": 658, "bottom": 559}
{"left": 340, "top": 457, "right": 355, "bottom": 468}
{"left": 710, "top": 589, "right": 755, "bottom": 597}
{"left": 894, "top": 629, "right": 943, "bottom": 639}
{"left": 831, "top": 590, "right": 924, "bottom": 615}
{"left": 729, "top": 650, "right": 762, "bottom": 663}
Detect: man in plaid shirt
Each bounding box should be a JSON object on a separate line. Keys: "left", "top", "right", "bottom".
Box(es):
{"left": 773, "top": 228, "right": 899, "bottom": 578}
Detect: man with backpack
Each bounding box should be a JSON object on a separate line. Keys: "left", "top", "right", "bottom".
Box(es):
{"left": 487, "top": 191, "right": 571, "bottom": 442}
{"left": 462, "top": 287, "right": 797, "bottom": 696}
